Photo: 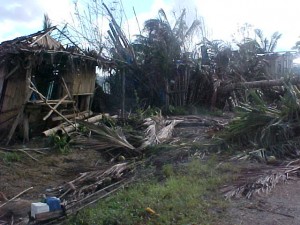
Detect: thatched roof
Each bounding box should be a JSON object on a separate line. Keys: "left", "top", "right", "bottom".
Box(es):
{"left": 0, "top": 26, "right": 100, "bottom": 63}
{"left": 0, "top": 27, "right": 65, "bottom": 55}
{"left": 0, "top": 26, "right": 118, "bottom": 71}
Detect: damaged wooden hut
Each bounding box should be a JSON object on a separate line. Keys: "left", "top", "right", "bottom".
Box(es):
{"left": 0, "top": 27, "right": 99, "bottom": 144}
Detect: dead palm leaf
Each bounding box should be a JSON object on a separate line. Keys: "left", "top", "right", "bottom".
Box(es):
{"left": 75, "top": 120, "right": 135, "bottom": 151}
{"left": 224, "top": 159, "right": 300, "bottom": 199}
{"left": 139, "top": 116, "right": 182, "bottom": 149}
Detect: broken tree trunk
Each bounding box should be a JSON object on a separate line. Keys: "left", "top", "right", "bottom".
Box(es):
{"left": 219, "top": 76, "right": 300, "bottom": 94}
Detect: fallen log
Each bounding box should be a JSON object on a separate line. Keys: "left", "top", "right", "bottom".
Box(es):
{"left": 219, "top": 76, "right": 300, "bottom": 94}
{"left": 43, "top": 114, "right": 105, "bottom": 136}
{"left": 51, "top": 111, "right": 92, "bottom": 121}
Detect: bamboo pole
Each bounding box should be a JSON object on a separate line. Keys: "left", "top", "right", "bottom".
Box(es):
{"left": 52, "top": 111, "right": 91, "bottom": 121}
{"left": 0, "top": 187, "right": 33, "bottom": 209}
{"left": 29, "top": 84, "right": 74, "bottom": 127}
{"left": 42, "top": 114, "right": 104, "bottom": 136}
{"left": 43, "top": 94, "right": 68, "bottom": 120}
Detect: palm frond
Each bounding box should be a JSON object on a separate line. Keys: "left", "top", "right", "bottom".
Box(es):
{"left": 139, "top": 116, "right": 182, "bottom": 149}
{"left": 75, "top": 121, "right": 135, "bottom": 151}
{"left": 224, "top": 159, "right": 300, "bottom": 199}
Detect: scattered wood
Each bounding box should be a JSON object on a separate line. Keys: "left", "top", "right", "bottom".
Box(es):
{"left": 34, "top": 210, "right": 64, "bottom": 221}
{"left": 0, "top": 187, "right": 33, "bottom": 209}
{"left": 42, "top": 113, "right": 103, "bottom": 136}
{"left": 29, "top": 84, "right": 75, "bottom": 127}
{"left": 46, "top": 162, "right": 133, "bottom": 214}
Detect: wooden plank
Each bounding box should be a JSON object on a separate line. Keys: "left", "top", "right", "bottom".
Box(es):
{"left": 34, "top": 209, "right": 64, "bottom": 221}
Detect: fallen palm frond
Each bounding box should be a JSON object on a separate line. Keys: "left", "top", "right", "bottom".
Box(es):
{"left": 46, "top": 162, "right": 133, "bottom": 213}
{"left": 224, "top": 159, "right": 300, "bottom": 199}
{"left": 219, "top": 85, "right": 300, "bottom": 159}
{"left": 73, "top": 120, "right": 135, "bottom": 151}
{"left": 139, "top": 116, "right": 183, "bottom": 149}
{"left": 224, "top": 172, "right": 287, "bottom": 199}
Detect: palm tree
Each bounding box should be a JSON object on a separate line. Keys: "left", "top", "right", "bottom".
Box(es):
{"left": 254, "top": 29, "right": 282, "bottom": 53}
{"left": 43, "top": 13, "right": 52, "bottom": 30}
{"left": 132, "top": 9, "right": 202, "bottom": 106}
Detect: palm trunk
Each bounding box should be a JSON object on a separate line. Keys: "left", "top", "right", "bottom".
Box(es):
{"left": 219, "top": 76, "right": 300, "bottom": 94}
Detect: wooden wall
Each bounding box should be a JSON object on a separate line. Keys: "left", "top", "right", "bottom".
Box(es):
{"left": 0, "top": 67, "right": 27, "bottom": 130}
{"left": 64, "top": 65, "right": 96, "bottom": 95}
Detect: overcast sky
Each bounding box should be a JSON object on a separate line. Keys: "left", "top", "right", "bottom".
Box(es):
{"left": 0, "top": 0, "right": 299, "bottom": 51}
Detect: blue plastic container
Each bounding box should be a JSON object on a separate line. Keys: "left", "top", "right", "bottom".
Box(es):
{"left": 46, "top": 197, "right": 61, "bottom": 211}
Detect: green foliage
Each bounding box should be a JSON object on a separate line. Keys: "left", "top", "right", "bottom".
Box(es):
{"left": 50, "top": 134, "right": 71, "bottom": 154}
{"left": 166, "top": 105, "right": 187, "bottom": 115}
{"left": 132, "top": 105, "right": 161, "bottom": 121}
{"left": 67, "top": 159, "right": 228, "bottom": 225}
{"left": 162, "top": 164, "right": 174, "bottom": 178}
{"left": 220, "top": 85, "right": 300, "bottom": 158}
{"left": 2, "top": 152, "right": 21, "bottom": 164}
{"left": 102, "top": 115, "right": 116, "bottom": 128}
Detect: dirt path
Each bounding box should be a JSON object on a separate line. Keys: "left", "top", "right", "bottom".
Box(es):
{"left": 225, "top": 172, "right": 300, "bottom": 225}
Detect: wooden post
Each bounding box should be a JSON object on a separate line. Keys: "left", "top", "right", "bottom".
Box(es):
{"left": 23, "top": 112, "right": 29, "bottom": 143}
{"left": 0, "top": 66, "right": 7, "bottom": 96}
{"left": 121, "top": 69, "right": 125, "bottom": 119}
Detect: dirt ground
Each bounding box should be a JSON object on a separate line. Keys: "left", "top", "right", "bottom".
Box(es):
{"left": 223, "top": 165, "right": 300, "bottom": 225}
{"left": 1, "top": 114, "right": 300, "bottom": 225}
{"left": 0, "top": 144, "right": 109, "bottom": 201}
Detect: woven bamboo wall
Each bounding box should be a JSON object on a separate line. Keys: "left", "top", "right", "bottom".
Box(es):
{"left": 64, "top": 65, "right": 96, "bottom": 95}
{"left": 0, "top": 68, "right": 27, "bottom": 129}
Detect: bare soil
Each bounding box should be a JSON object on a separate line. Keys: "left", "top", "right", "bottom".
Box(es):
{"left": 225, "top": 169, "right": 300, "bottom": 225}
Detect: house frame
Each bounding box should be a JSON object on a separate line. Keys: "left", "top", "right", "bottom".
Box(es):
{"left": 0, "top": 27, "right": 98, "bottom": 144}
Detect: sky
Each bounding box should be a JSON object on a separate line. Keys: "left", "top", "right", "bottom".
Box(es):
{"left": 1, "top": 0, "right": 300, "bottom": 51}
